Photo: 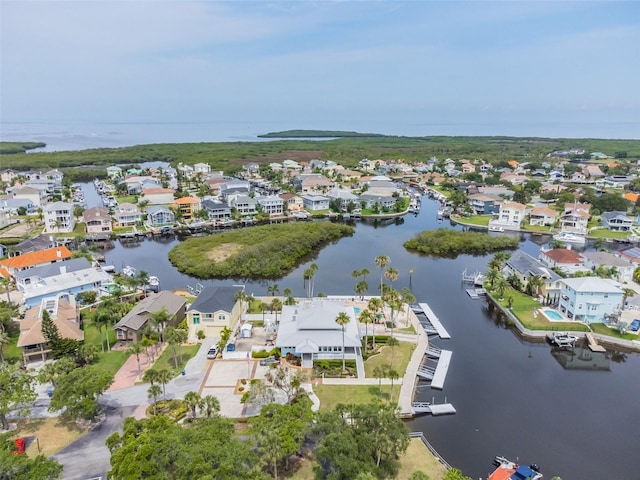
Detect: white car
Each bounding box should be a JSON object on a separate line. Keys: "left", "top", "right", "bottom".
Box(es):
{"left": 206, "top": 346, "right": 219, "bottom": 359}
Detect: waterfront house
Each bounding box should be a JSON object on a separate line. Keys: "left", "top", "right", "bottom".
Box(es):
{"left": 583, "top": 165, "right": 605, "bottom": 178}
{"left": 257, "top": 195, "right": 285, "bottom": 216}
{"left": 18, "top": 257, "right": 112, "bottom": 308}
{"left": 581, "top": 251, "right": 636, "bottom": 283}
{"left": 114, "top": 203, "right": 142, "bottom": 227}
{"left": 529, "top": 206, "right": 557, "bottom": 227}
{"left": 14, "top": 234, "right": 57, "bottom": 255}
{"left": 283, "top": 159, "right": 303, "bottom": 171}
{"left": 1, "top": 169, "right": 20, "bottom": 185}
{"left": 228, "top": 194, "right": 258, "bottom": 216}
{"left": 219, "top": 180, "right": 251, "bottom": 201}
{"left": 279, "top": 193, "right": 304, "bottom": 212}
{"left": 242, "top": 162, "right": 260, "bottom": 177}
{"left": 177, "top": 163, "right": 195, "bottom": 178}
{"left": 142, "top": 187, "right": 175, "bottom": 205}
{"left": 186, "top": 286, "right": 244, "bottom": 340}
{"left": 325, "top": 187, "right": 358, "bottom": 211}
{"left": 10, "top": 185, "right": 47, "bottom": 208}
{"left": 619, "top": 246, "right": 640, "bottom": 265}
{"left": 43, "top": 201, "right": 75, "bottom": 233}
{"left": 358, "top": 192, "right": 397, "bottom": 211}
{"left": 601, "top": 211, "right": 633, "bottom": 232}
{"left": 106, "top": 166, "right": 123, "bottom": 179}
{"left": 0, "top": 246, "right": 72, "bottom": 278}
{"left": 561, "top": 202, "right": 591, "bottom": 234}
{"left": 18, "top": 295, "right": 83, "bottom": 363}
{"left": 0, "top": 197, "right": 36, "bottom": 216}
{"left": 601, "top": 175, "right": 632, "bottom": 189}
{"left": 467, "top": 194, "right": 499, "bottom": 215}
{"left": 174, "top": 197, "right": 201, "bottom": 222}
{"left": 0, "top": 210, "right": 9, "bottom": 230}
{"left": 539, "top": 248, "right": 586, "bottom": 275}
{"left": 146, "top": 205, "right": 175, "bottom": 226}
{"left": 276, "top": 299, "right": 362, "bottom": 370}
{"left": 502, "top": 250, "right": 563, "bottom": 300}
{"left": 358, "top": 158, "right": 376, "bottom": 171}
{"left": 293, "top": 174, "right": 333, "bottom": 194}
{"left": 194, "top": 162, "right": 211, "bottom": 175}
{"left": 83, "top": 206, "right": 112, "bottom": 235}
{"left": 491, "top": 201, "right": 526, "bottom": 230}
{"left": 558, "top": 277, "right": 623, "bottom": 324}
{"left": 302, "top": 194, "right": 330, "bottom": 211}
{"left": 114, "top": 291, "right": 186, "bottom": 343}
{"left": 201, "top": 198, "right": 232, "bottom": 220}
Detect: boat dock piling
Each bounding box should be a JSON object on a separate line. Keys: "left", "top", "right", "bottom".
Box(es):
{"left": 411, "top": 400, "right": 457, "bottom": 416}
{"left": 586, "top": 332, "right": 607, "bottom": 352}
{"left": 417, "top": 303, "right": 451, "bottom": 339}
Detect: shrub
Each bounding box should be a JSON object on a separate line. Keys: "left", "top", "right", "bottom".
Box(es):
{"left": 196, "top": 330, "right": 205, "bottom": 340}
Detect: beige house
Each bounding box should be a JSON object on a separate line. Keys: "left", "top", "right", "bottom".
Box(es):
{"left": 114, "top": 291, "right": 186, "bottom": 343}
{"left": 529, "top": 206, "right": 557, "bottom": 226}
{"left": 142, "top": 188, "right": 175, "bottom": 205}
{"left": 279, "top": 193, "right": 304, "bottom": 212}
{"left": 83, "top": 206, "right": 112, "bottom": 235}
{"left": 18, "top": 296, "right": 83, "bottom": 363}
{"left": 491, "top": 201, "right": 527, "bottom": 230}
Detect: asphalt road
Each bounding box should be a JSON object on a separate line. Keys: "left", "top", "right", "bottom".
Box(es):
{"left": 52, "top": 405, "right": 136, "bottom": 480}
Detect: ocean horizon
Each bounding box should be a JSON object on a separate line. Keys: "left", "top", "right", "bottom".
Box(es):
{"left": 1, "top": 119, "right": 639, "bottom": 152}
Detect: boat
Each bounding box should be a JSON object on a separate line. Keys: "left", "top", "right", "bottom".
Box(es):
{"left": 548, "top": 332, "right": 578, "bottom": 348}
{"left": 553, "top": 231, "right": 586, "bottom": 245}
{"left": 488, "top": 225, "right": 505, "bottom": 232}
{"left": 121, "top": 265, "right": 136, "bottom": 277}
{"left": 489, "top": 456, "right": 543, "bottom": 480}
{"left": 147, "top": 276, "right": 160, "bottom": 292}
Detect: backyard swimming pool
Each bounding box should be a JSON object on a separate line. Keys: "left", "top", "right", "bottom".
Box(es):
{"left": 542, "top": 308, "right": 564, "bottom": 321}
{"left": 353, "top": 307, "right": 362, "bottom": 314}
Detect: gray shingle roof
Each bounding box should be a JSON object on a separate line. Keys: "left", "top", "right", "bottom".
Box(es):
{"left": 15, "top": 257, "right": 90, "bottom": 281}
{"left": 114, "top": 291, "right": 186, "bottom": 331}
{"left": 188, "top": 286, "right": 242, "bottom": 314}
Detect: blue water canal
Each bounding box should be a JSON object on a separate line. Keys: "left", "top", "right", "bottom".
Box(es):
{"left": 82, "top": 183, "right": 639, "bottom": 480}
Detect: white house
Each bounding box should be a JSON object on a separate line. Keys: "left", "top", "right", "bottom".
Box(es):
{"left": 43, "top": 201, "right": 75, "bottom": 233}
{"left": 581, "top": 252, "right": 636, "bottom": 283}
{"left": 141, "top": 188, "right": 175, "bottom": 205}
{"left": 9, "top": 185, "right": 48, "bottom": 208}
{"left": 558, "top": 277, "right": 623, "bottom": 324}
{"left": 106, "top": 166, "right": 123, "bottom": 179}
{"left": 325, "top": 188, "right": 358, "bottom": 211}
{"left": 114, "top": 203, "right": 142, "bottom": 226}
{"left": 276, "top": 300, "right": 362, "bottom": 370}
{"left": 257, "top": 195, "right": 284, "bottom": 216}
{"left": 491, "top": 201, "right": 526, "bottom": 230}
{"left": 302, "top": 194, "right": 330, "bottom": 211}
{"left": 229, "top": 194, "right": 258, "bottom": 216}
{"left": 601, "top": 211, "right": 633, "bottom": 232}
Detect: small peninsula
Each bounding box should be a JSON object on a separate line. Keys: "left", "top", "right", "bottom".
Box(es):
{"left": 258, "top": 129, "right": 386, "bottom": 138}
{"left": 168, "top": 222, "right": 354, "bottom": 279}
{"left": 403, "top": 228, "right": 519, "bottom": 257}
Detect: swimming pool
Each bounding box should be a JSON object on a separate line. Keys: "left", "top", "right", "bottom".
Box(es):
{"left": 353, "top": 307, "right": 362, "bottom": 314}
{"left": 542, "top": 308, "right": 563, "bottom": 321}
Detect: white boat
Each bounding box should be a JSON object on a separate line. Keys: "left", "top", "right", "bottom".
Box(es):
{"left": 121, "top": 265, "right": 136, "bottom": 277}
{"left": 147, "top": 276, "right": 160, "bottom": 292}
{"left": 548, "top": 332, "right": 578, "bottom": 348}
{"left": 553, "top": 231, "right": 586, "bottom": 245}
{"left": 488, "top": 225, "right": 505, "bottom": 232}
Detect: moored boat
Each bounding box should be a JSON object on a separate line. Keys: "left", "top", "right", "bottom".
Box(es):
{"left": 553, "top": 230, "right": 586, "bottom": 245}
{"left": 548, "top": 332, "right": 578, "bottom": 348}
{"left": 489, "top": 456, "right": 543, "bottom": 480}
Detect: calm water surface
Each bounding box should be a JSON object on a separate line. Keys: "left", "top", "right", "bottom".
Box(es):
{"left": 83, "top": 184, "right": 639, "bottom": 480}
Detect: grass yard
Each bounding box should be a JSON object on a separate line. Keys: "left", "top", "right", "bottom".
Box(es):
{"left": 2, "top": 333, "right": 22, "bottom": 363}
{"left": 452, "top": 214, "right": 492, "bottom": 226}
{"left": 97, "top": 350, "right": 130, "bottom": 377}
{"left": 396, "top": 438, "right": 448, "bottom": 480}
{"left": 152, "top": 343, "right": 200, "bottom": 374}
{"left": 591, "top": 322, "right": 639, "bottom": 340}
{"left": 489, "top": 289, "right": 590, "bottom": 332}
{"left": 364, "top": 341, "right": 415, "bottom": 377}
{"left": 314, "top": 384, "right": 400, "bottom": 411}
{"left": 15, "top": 417, "right": 86, "bottom": 457}
{"left": 588, "top": 228, "right": 631, "bottom": 239}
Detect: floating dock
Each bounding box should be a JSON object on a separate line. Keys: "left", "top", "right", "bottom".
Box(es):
{"left": 417, "top": 303, "right": 451, "bottom": 339}
{"left": 412, "top": 401, "right": 457, "bottom": 416}
{"left": 466, "top": 288, "right": 487, "bottom": 299}
{"left": 585, "top": 332, "right": 607, "bottom": 352}
{"left": 417, "top": 350, "right": 452, "bottom": 389}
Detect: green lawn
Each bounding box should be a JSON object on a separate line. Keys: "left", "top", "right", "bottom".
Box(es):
{"left": 591, "top": 322, "right": 640, "bottom": 341}
{"left": 364, "top": 341, "right": 415, "bottom": 377}
{"left": 452, "top": 214, "right": 492, "bottom": 226}
{"left": 2, "top": 333, "right": 22, "bottom": 363}
{"left": 97, "top": 351, "right": 130, "bottom": 377}
{"left": 398, "top": 324, "right": 416, "bottom": 334}
{"left": 314, "top": 384, "right": 400, "bottom": 411}
{"left": 115, "top": 195, "right": 138, "bottom": 205}
{"left": 151, "top": 344, "right": 201, "bottom": 374}
{"left": 588, "top": 228, "right": 631, "bottom": 239}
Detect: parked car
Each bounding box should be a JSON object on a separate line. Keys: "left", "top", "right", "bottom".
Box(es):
{"left": 206, "top": 346, "right": 219, "bottom": 359}
{"left": 259, "top": 356, "right": 279, "bottom": 366}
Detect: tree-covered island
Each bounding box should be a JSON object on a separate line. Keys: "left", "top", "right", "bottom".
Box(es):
{"left": 403, "top": 228, "right": 519, "bottom": 257}
{"left": 168, "top": 222, "right": 354, "bottom": 279}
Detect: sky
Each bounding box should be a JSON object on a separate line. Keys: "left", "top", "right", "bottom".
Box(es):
{"left": 1, "top": 1, "right": 639, "bottom": 137}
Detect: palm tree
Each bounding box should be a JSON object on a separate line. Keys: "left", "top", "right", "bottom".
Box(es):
{"left": 373, "top": 364, "right": 388, "bottom": 395}
{"left": 387, "top": 367, "right": 400, "bottom": 402}
{"left": 128, "top": 342, "right": 146, "bottom": 378}
{"left": 355, "top": 280, "right": 368, "bottom": 300}
{"left": 384, "top": 267, "right": 399, "bottom": 290}
{"left": 527, "top": 275, "right": 544, "bottom": 298}
{"left": 335, "top": 312, "right": 350, "bottom": 374}
{"left": 156, "top": 368, "right": 172, "bottom": 398}
{"left": 495, "top": 277, "right": 510, "bottom": 300}
{"left": 235, "top": 289, "right": 247, "bottom": 312}
{"left": 359, "top": 308, "right": 374, "bottom": 353}
{"left": 271, "top": 298, "right": 283, "bottom": 323}
{"left": 143, "top": 368, "right": 160, "bottom": 386}
{"left": 266, "top": 283, "right": 280, "bottom": 298}
{"left": 135, "top": 270, "right": 150, "bottom": 292}
{"left": 183, "top": 391, "right": 202, "bottom": 419}
{"left": 148, "top": 384, "right": 162, "bottom": 415}
{"left": 484, "top": 267, "right": 501, "bottom": 290}
{"left": 375, "top": 255, "right": 390, "bottom": 294}
{"left": 283, "top": 287, "right": 295, "bottom": 305}
{"left": 401, "top": 287, "right": 416, "bottom": 327}
{"left": 201, "top": 394, "right": 221, "bottom": 418}
{"left": 0, "top": 276, "right": 12, "bottom": 304}
{"left": 260, "top": 302, "right": 269, "bottom": 322}
{"left": 165, "top": 327, "right": 187, "bottom": 368}
{"left": 303, "top": 263, "right": 318, "bottom": 299}
{"left": 150, "top": 307, "right": 170, "bottom": 344}
{"left": 93, "top": 308, "right": 114, "bottom": 352}
{"left": 367, "top": 297, "right": 384, "bottom": 349}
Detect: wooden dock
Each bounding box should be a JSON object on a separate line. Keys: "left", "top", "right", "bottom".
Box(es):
{"left": 585, "top": 332, "right": 606, "bottom": 352}
{"left": 418, "top": 303, "right": 451, "bottom": 339}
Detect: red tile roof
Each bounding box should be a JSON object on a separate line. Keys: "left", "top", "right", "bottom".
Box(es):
{"left": 542, "top": 248, "right": 584, "bottom": 264}
{"left": 0, "top": 246, "right": 72, "bottom": 270}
